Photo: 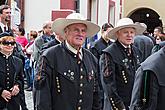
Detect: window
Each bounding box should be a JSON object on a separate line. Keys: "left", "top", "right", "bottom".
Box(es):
{"left": 75, "top": 0, "right": 80, "bottom": 13}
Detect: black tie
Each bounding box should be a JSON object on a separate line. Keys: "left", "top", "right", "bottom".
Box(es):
{"left": 77, "top": 49, "right": 81, "bottom": 64}
{"left": 126, "top": 47, "right": 131, "bottom": 57}
{"left": 4, "top": 26, "right": 6, "bottom": 32}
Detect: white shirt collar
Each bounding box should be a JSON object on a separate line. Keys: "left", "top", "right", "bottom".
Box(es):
{"left": 55, "top": 36, "right": 62, "bottom": 43}
{"left": 65, "top": 41, "right": 83, "bottom": 59}
{"left": 0, "top": 22, "right": 8, "bottom": 32}
{"left": 119, "top": 41, "right": 131, "bottom": 48}
{"left": 0, "top": 50, "right": 13, "bottom": 58}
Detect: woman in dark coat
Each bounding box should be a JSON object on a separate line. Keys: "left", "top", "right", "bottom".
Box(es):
{"left": 0, "top": 32, "right": 23, "bottom": 110}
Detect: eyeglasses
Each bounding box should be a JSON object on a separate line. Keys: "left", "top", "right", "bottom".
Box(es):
{"left": 1, "top": 41, "right": 16, "bottom": 46}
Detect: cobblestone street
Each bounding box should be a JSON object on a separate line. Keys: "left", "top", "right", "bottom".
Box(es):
{"left": 25, "top": 91, "right": 34, "bottom": 110}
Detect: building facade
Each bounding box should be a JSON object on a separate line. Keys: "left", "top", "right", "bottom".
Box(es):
{"left": 0, "top": 0, "right": 123, "bottom": 36}
{"left": 1, "top": 0, "right": 165, "bottom": 34}
{"left": 24, "top": 0, "right": 123, "bottom": 36}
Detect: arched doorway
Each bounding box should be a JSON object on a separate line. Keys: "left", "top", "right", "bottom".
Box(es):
{"left": 128, "top": 8, "right": 162, "bottom": 33}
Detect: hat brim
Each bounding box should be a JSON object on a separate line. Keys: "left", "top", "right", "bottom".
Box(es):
{"left": 52, "top": 18, "right": 100, "bottom": 37}
{"left": 108, "top": 24, "right": 146, "bottom": 40}
{"left": 0, "top": 32, "right": 13, "bottom": 38}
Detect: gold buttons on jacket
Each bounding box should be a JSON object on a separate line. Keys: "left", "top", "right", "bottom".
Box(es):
{"left": 78, "top": 106, "right": 81, "bottom": 110}
{"left": 80, "top": 91, "right": 83, "bottom": 95}
{"left": 56, "top": 76, "right": 61, "bottom": 93}
{"left": 110, "top": 97, "right": 118, "bottom": 109}
{"left": 78, "top": 65, "right": 85, "bottom": 110}
{"left": 79, "top": 99, "right": 82, "bottom": 103}
{"left": 80, "top": 75, "right": 83, "bottom": 79}
{"left": 80, "top": 68, "right": 83, "bottom": 72}
{"left": 78, "top": 61, "right": 81, "bottom": 64}
{"left": 80, "top": 83, "right": 83, "bottom": 87}
{"left": 6, "top": 60, "right": 10, "bottom": 89}
{"left": 122, "top": 71, "right": 128, "bottom": 84}
{"left": 57, "top": 90, "right": 61, "bottom": 92}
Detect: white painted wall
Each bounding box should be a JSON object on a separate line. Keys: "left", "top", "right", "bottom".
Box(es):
{"left": 79, "top": 0, "right": 88, "bottom": 19}
{"left": 115, "top": 0, "right": 122, "bottom": 25}
{"left": 24, "top": 0, "right": 122, "bottom": 36}
{"left": 80, "top": 0, "right": 98, "bottom": 24}
{"left": 97, "top": 0, "right": 109, "bottom": 38}
{"left": 24, "top": 0, "right": 59, "bottom": 34}
{"left": 90, "top": 0, "right": 97, "bottom": 23}
{"left": 98, "top": 0, "right": 109, "bottom": 27}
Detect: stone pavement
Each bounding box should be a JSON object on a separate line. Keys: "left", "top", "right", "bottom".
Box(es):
{"left": 25, "top": 90, "right": 34, "bottom": 110}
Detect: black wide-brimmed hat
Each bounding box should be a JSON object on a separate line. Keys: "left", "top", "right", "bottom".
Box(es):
{"left": 0, "top": 32, "right": 13, "bottom": 38}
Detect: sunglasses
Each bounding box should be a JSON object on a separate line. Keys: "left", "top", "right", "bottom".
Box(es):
{"left": 1, "top": 41, "right": 16, "bottom": 46}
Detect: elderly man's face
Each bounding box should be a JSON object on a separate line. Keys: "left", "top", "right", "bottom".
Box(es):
{"left": 116, "top": 27, "right": 136, "bottom": 46}
{"left": 65, "top": 23, "right": 87, "bottom": 49}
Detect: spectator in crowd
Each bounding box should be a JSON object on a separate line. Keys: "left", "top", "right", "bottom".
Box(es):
{"left": 32, "top": 21, "right": 54, "bottom": 69}
{"left": 153, "top": 26, "right": 163, "bottom": 38}
{"left": 0, "top": 5, "right": 11, "bottom": 33}
{"left": 151, "top": 41, "right": 165, "bottom": 54}
{"left": 24, "top": 30, "right": 38, "bottom": 91}
{"left": 41, "top": 33, "right": 65, "bottom": 51}
{"left": 0, "top": 32, "right": 23, "bottom": 110}
{"left": 143, "top": 26, "right": 156, "bottom": 45}
{"left": 90, "top": 22, "right": 114, "bottom": 109}
{"left": 153, "top": 26, "right": 164, "bottom": 44}
{"left": 34, "top": 13, "right": 102, "bottom": 110}
{"left": 25, "top": 30, "right": 38, "bottom": 58}
{"left": 32, "top": 21, "right": 54, "bottom": 109}
{"left": 130, "top": 45, "right": 165, "bottom": 110}
{"left": 100, "top": 18, "right": 145, "bottom": 110}
{"left": 90, "top": 23, "right": 114, "bottom": 60}
{"left": 134, "top": 23, "right": 154, "bottom": 62}
{"left": 155, "top": 33, "right": 165, "bottom": 44}
{"left": 15, "top": 26, "right": 28, "bottom": 51}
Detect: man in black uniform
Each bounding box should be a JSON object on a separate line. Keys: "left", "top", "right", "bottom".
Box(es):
{"left": 34, "top": 13, "right": 101, "bottom": 110}
{"left": 100, "top": 18, "right": 145, "bottom": 110}
{"left": 33, "top": 33, "right": 65, "bottom": 110}
{"left": 130, "top": 46, "right": 165, "bottom": 110}
{"left": 134, "top": 23, "right": 154, "bottom": 62}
